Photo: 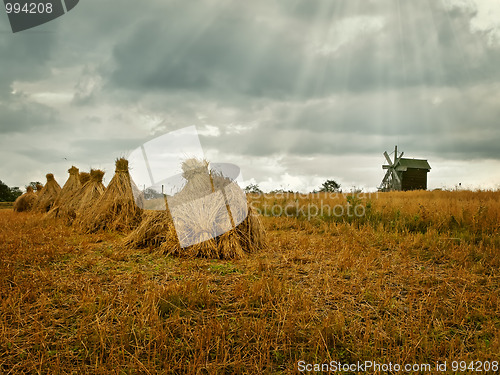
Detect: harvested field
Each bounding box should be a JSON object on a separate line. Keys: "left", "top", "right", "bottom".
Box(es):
{"left": 0, "top": 191, "right": 499, "bottom": 374}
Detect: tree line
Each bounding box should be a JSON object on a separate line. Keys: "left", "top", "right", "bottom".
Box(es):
{"left": 244, "top": 179, "right": 342, "bottom": 194}
{"left": 0, "top": 180, "right": 22, "bottom": 202}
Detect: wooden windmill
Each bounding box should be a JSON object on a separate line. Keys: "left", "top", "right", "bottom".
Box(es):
{"left": 379, "top": 146, "right": 431, "bottom": 191}
{"left": 380, "top": 145, "right": 403, "bottom": 191}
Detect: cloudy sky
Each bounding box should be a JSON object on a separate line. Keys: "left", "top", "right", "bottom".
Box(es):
{"left": 1, "top": 0, "right": 500, "bottom": 192}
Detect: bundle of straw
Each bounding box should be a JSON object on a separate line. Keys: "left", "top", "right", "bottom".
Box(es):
{"left": 13, "top": 186, "right": 37, "bottom": 212}
{"left": 35, "top": 183, "right": 44, "bottom": 195}
{"left": 47, "top": 166, "right": 81, "bottom": 218}
{"left": 79, "top": 172, "right": 90, "bottom": 185}
{"left": 123, "top": 210, "right": 180, "bottom": 251}
{"left": 125, "top": 158, "right": 266, "bottom": 259}
{"left": 34, "top": 174, "right": 61, "bottom": 212}
{"left": 60, "top": 169, "right": 105, "bottom": 224}
{"left": 79, "top": 158, "right": 142, "bottom": 233}
{"left": 75, "top": 169, "right": 106, "bottom": 217}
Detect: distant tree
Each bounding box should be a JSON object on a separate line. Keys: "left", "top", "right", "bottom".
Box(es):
{"left": 244, "top": 183, "right": 263, "bottom": 194}
{"left": 0, "top": 181, "right": 9, "bottom": 202}
{"left": 26, "top": 181, "right": 42, "bottom": 190}
{"left": 0, "top": 180, "right": 23, "bottom": 202}
{"left": 319, "top": 179, "right": 341, "bottom": 193}
{"left": 10, "top": 187, "right": 22, "bottom": 200}
{"left": 269, "top": 188, "right": 295, "bottom": 194}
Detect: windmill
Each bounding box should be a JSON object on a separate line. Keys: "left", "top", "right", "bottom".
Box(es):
{"left": 379, "top": 146, "right": 431, "bottom": 191}
{"left": 379, "top": 145, "right": 404, "bottom": 191}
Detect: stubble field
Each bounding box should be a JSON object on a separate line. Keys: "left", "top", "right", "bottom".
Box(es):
{"left": 1, "top": 190, "right": 499, "bottom": 374}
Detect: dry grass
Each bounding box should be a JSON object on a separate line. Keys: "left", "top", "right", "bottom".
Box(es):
{"left": 0, "top": 191, "right": 499, "bottom": 374}
{"left": 249, "top": 190, "right": 500, "bottom": 243}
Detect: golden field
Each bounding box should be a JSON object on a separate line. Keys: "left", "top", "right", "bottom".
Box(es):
{"left": 0, "top": 202, "right": 13, "bottom": 210}
{"left": 0, "top": 190, "right": 499, "bottom": 374}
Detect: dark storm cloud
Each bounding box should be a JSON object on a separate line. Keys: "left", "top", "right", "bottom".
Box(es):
{"left": 107, "top": 8, "right": 303, "bottom": 98}
{"left": 1, "top": 0, "right": 500, "bottom": 189}
{"left": 198, "top": 78, "right": 500, "bottom": 160}
{"left": 272, "top": 84, "right": 500, "bottom": 135}
{"left": 0, "top": 17, "right": 61, "bottom": 134}
{"left": 14, "top": 145, "right": 72, "bottom": 164}
{"left": 71, "top": 137, "right": 147, "bottom": 157}
{"left": 0, "top": 30, "right": 56, "bottom": 97}
{"left": 12, "top": 136, "right": 148, "bottom": 169}
{"left": 104, "top": 0, "right": 499, "bottom": 100}
{"left": 0, "top": 97, "right": 57, "bottom": 133}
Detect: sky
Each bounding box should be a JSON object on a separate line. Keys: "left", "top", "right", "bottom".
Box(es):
{"left": 1, "top": 0, "right": 500, "bottom": 192}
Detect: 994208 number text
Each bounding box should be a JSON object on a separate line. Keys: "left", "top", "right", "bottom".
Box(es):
{"left": 5, "top": 2, "right": 53, "bottom": 14}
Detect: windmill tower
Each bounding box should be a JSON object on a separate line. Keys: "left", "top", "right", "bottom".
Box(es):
{"left": 379, "top": 146, "right": 431, "bottom": 191}
{"left": 380, "top": 145, "right": 403, "bottom": 191}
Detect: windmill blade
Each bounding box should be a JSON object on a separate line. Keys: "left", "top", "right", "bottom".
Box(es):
{"left": 391, "top": 169, "right": 401, "bottom": 184}
{"left": 379, "top": 169, "right": 392, "bottom": 190}
{"left": 394, "top": 151, "right": 404, "bottom": 165}
{"left": 381, "top": 170, "right": 391, "bottom": 185}
{"left": 384, "top": 151, "right": 393, "bottom": 165}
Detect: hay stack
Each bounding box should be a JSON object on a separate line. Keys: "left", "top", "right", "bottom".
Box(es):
{"left": 79, "top": 172, "right": 90, "bottom": 185}
{"left": 125, "top": 158, "right": 265, "bottom": 259}
{"left": 35, "top": 183, "right": 44, "bottom": 195}
{"left": 13, "top": 186, "right": 37, "bottom": 212}
{"left": 75, "top": 169, "right": 105, "bottom": 217}
{"left": 79, "top": 158, "right": 142, "bottom": 232}
{"left": 47, "top": 166, "right": 81, "bottom": 218}
{"left": 124, "top": 210, "right": 180, "bottom": 251}
{"left": 34, "top": 174, "right": 61, "bottom": 212}
{"left": 170, "top": 159, "right": 211, "bottom": 204}
{"left": 59, "top": 169, "right": 105, "bottom": 224}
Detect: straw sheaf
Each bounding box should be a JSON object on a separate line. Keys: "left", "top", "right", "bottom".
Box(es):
{"left": 13, "top": 186, "right": 37, "bottom": 212}
{"left": 34, "top": 174, "right": 62, "bottom": 213}
{"left": 79, "top": 172, "right": 90, "bottom": 185}
{"left": 125, "top": 158, "right": 266, "bottom": 259}
{"left": 78, "top": 159, "right": 142, "bottom": 233}
{"left": 60, "top": 169, "right": 105, "bottom": 224}
{"left": 167, "top": 204, "right": 265, "bottom": 259}
{"left": 35, "top": 183, "right": 44, "bottom": 195}
{"left": 115, "top": 158, "right": 129, "bottom": 172}
{"left": 123, "top": 210, "right": 179, "bottom": 250}
{"left": 113, "top": 158, "right": 145, "bottom": 208}
{"left": 46, "top": 166, "right": 81, "bottom": 219}
{"left": 182, "top": 158, "right": 209, "bottom": 180}
{"left": 75, "top": 170, "right": 106, "bottom": 217}
{"left": 168, "top": 158, "right": 214, "bottom": 208}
